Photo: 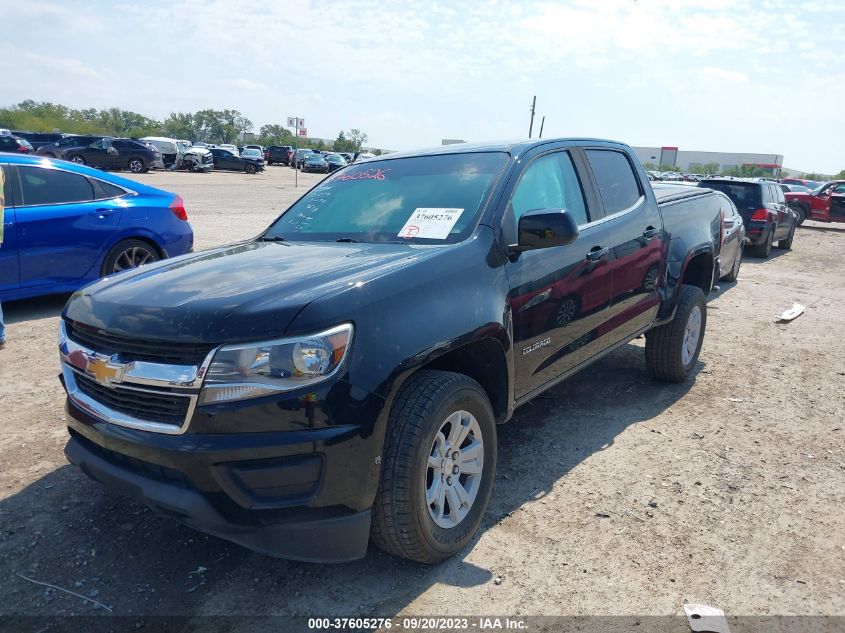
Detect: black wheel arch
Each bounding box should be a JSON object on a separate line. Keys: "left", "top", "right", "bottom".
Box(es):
{"left": 657, "top": 246, "right": 715, "bottom": 321}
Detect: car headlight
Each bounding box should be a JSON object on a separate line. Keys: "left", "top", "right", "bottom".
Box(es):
{"left": 199, "top": 323, "right": 353, "bottom": 404}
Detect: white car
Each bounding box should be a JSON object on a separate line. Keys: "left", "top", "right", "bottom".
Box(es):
{"left": 218, "top": 144, "right": 238, "bottom": 154}
{"left": 141, "top": 136, "right": 184, "bottom": 168}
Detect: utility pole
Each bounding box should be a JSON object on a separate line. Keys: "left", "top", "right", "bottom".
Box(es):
{"left": 539, "top": 116, "right": 545, "bottom": 139}
{"left": 528, "top": 96, "right": 536, "bottom": 138}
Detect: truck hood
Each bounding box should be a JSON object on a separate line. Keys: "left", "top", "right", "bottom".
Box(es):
{"left": 64, "top": 240, "right": 445, "bottom": 342}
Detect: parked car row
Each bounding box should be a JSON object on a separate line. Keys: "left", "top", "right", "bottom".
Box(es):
{"left": 647, "top": 171, "right": 712, "bottom": 182}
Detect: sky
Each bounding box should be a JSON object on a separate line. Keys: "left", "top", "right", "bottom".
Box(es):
{"left": 2, "top": 0, "right": 844, "bottom": 173}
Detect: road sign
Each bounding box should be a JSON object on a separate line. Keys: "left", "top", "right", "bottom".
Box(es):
{"left": 287, "top": 117, "right": 296, "bottom": 127}
{"left": 297, "top": 128, "right": 307, "bottom": 137}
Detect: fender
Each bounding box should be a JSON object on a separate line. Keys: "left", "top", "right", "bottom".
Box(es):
{"left": 657, "top": 241, "right": 715, "bottom": 322}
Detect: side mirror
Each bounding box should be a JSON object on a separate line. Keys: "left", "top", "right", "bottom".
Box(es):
{"left": 512, "top": 208, "right": 579, "bottom": 252}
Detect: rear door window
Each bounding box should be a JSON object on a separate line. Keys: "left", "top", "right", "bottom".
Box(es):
{"left": 91, "top": 179, "right": 127, "bottom": 200}
{"left": 18, "top": 166, "right": 96, "bottom": 206}
{"left": 585, "top": 149, "right": 642, "bottom": 214}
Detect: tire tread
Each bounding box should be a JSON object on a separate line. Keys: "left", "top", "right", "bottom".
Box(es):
{"left": 645, "top": 285, "right": 706, "bottom": 383}
{"left": 371, "top": 370, "right": 488, "bottom": 563}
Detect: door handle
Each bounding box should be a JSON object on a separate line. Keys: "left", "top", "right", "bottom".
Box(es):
{"left": 643, "top": 226, "right": 660, "bottom": 238}
{"left": 585, "top": 246, "right": 609, "bottom": 262}
{"left": 91, "top": 208, "right": 116, "bottom": 217}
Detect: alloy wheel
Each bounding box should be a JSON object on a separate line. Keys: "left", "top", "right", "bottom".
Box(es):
{"left": 681, "top": 305, "right": 702, "bottom": 366}
{"left": 425, "top": 410, "right": 484, "bottom": 529}
{"left": 112, "top": 245, "right": 155, "bottom": 273}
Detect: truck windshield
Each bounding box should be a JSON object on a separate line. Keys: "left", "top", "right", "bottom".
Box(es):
{"left": 263, "top": 152, "right": 508, "bottom": 244}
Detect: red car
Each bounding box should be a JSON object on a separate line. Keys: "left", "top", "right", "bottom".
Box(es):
{"left": 781, "top": 177, "right": 822, "bottom": 189}
{"left": 783, "top": 180, "right": 845, "bottom": 224}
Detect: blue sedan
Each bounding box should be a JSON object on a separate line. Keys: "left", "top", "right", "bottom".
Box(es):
{"left": 0, "top": 155, "right": 193, "bottom": 302}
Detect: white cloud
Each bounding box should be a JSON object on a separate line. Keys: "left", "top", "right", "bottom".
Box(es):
{"left": 227, "top": 78, "right": 269, "bottom": 92}
{"left": 698, "top": 67, "right": 749, "bottom": 82}
{"left": 3, "top": 0, "right": 844, "bottom": 172}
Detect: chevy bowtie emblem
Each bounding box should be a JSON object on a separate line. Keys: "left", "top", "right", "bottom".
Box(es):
{"left": 67, "top": 349, "right": 127, "bottom": 386}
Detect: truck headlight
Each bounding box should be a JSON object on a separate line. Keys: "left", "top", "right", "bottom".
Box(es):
{"left": 199, "top": 323, "right": 353, "bottom": 404}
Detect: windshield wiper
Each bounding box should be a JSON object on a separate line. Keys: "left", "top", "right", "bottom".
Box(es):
{"left": 261, "top": 235, "right": 286, "bottom": 242}
{"left": 336, "top": 237, "right": 358, "bottom": 243}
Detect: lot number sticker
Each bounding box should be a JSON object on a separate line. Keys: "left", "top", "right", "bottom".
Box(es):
{"left": 398, "top": 208, "right": 464, "bottom": 239}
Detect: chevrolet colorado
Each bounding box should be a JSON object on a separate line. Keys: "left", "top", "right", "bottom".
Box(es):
{"left": 59, "top": 139, "right": 724, "bottom": 563}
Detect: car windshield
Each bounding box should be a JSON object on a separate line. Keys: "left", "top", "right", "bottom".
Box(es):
{"left": 307, "top": 154, "right": 324, "bottom": 161}
{"left": 242, "top": 149, "right": 262, "bottom": 158}
{"left": 263, "top": 152, "right": 507, "bottom": 245}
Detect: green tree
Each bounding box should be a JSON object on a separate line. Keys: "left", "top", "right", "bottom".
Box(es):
{"left": 802, "top": 172, "right": 830, "bottom": 181}
{"left": 835, "top": 169, "right": 845, "bottom": 180}
{"left": 258, "top": 124, "right": 292, "bottom": 145}
{"left": 347, "top": 128, "right": 368, "bottom": 151}
{"left": 331, "top": 129, "right": 369, "bottom": 152}
{"left": 162, "top": 112, "right": 198, "bottom": 140}
{"left": 722, "top": 165, "right": 769, "bottom": 178}
{"left": 688, "top": 162, "right": 719, "bottom": 175}
{"left": 333, "top": 130, "right": 349, "bottom": 151}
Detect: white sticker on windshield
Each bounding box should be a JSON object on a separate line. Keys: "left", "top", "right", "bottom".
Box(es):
{"left": 398, "top": 208, "right": 464, "bottom": 239}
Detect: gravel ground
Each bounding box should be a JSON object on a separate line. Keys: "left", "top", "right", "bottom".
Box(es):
{"left": 0, "top": 166, "right": 843, "bottom": 625}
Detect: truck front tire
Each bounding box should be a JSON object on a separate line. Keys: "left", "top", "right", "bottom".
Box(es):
{"left": 645, "top": 284, "right": 706, "bottom": 383}
{"left": 371, "top": 370, "right": 497, "bottom": 563}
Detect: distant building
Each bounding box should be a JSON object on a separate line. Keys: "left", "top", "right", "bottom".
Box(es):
{"left": 633, "top": 146, "right": 783, "bottom": 176}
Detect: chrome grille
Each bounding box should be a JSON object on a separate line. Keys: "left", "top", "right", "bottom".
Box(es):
{"left": 74, "top": 373, "right": 191, "bottom": 426}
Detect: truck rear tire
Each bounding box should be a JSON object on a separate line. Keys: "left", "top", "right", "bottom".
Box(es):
{"left": 371, "top": 370, "right": 496, "bottom": 563}
{"left": 645, "top": 284, "right": 706, "bottom": 383}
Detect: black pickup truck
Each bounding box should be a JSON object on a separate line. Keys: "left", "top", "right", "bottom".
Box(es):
{"left": 59, "top": 139, "right": 724, "bottom": 563}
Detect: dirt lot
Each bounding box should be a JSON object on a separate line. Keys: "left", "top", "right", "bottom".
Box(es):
{"left": 1, "top": 166, "right": 843, "bottom": 625}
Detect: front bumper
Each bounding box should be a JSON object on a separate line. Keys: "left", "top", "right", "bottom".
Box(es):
{"left": 58, "top": 321, "right": 386, "bottom": 562}
{"left": 64, "top": 427, "right": 371, "bottom": 562}
{"left": 64, "top": 392, "right": 376, "bottom": 562}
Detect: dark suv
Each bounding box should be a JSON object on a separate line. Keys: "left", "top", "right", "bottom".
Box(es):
{"left": 0, "top": 136, "right": 33, "bottom": 154}
{"left": 267, "top": 145, "right": 293, "bottom": 166}
{"left": 64, "top": 137, "right": 157, "bottom": 174}
{"left": 36, "top": 135, "right": 105, "bottom": 159}
{"left": 11, "top": 131, "right": 66, "bottom": 150}
{"left": 699, "top": 179, "right": 796, "bottom": 258}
